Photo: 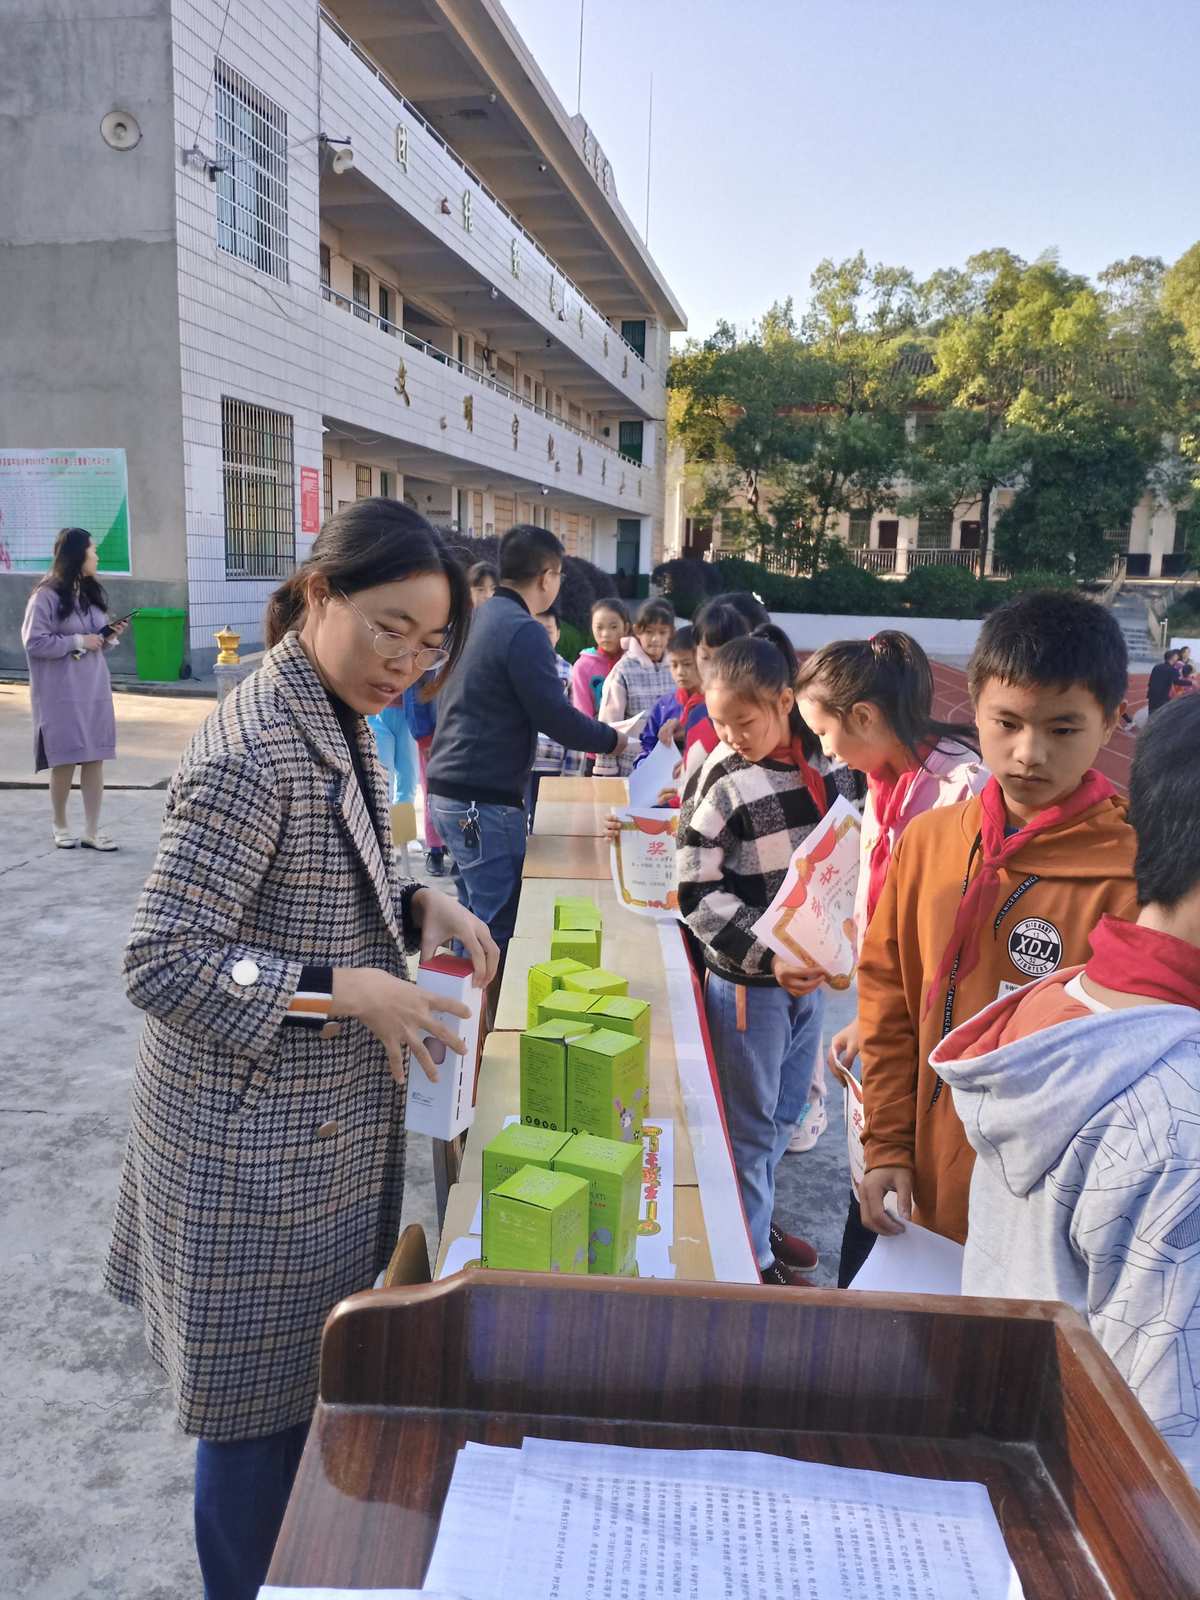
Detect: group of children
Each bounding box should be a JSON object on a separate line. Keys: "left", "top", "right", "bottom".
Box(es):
{"left": 666, "top": 584, "right": 1200, "bottom": 1485}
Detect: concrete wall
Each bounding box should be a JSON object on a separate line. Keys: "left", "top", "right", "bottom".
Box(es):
{"left": 770, "top": 611, "right": 983, "bottom": 660}
{"left": 0, "top": 0, "right": 186, "bottom": 672}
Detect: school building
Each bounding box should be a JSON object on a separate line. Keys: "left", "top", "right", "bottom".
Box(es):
{"left": 1, "top": 0, "right": 686, "bottom": 672}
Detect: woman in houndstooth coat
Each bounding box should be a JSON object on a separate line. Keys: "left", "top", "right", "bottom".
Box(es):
{"left": 104, "top": 501, "right": 497, "bottom": 1600}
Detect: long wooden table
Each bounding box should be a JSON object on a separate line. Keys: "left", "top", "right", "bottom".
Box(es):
{"left": 434, "top": 775, "right": 757, "bottom": 1285}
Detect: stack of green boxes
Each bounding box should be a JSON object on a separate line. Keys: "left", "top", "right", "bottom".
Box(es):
{"left": 477, "top": 896, "right": 650, "bottom": 1277}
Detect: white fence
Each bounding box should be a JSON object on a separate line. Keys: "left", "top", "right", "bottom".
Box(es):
{"left": 770, "top": 612, "right": 984, "bottom": 658}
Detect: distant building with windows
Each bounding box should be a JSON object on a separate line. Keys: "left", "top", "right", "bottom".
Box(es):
{"left": 1, "top": 0, "right": 686, "bottom": 672}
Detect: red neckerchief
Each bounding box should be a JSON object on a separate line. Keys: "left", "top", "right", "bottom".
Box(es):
{"left": 683, "top": 694, "right": 718, "bottom": 758}
{"left": 865, "top": 763, "right": 923, "bottom": 926}
{"left": 766, "top": 735, "right": 830, "bottom": 820}
{"left": 1086, "top": 915, "right": 1200, "bottom": 1008}
{"left": 923, "top": 770, "right": 1117, "bottom": 1017}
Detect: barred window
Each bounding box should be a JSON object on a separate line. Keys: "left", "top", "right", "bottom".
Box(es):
{"left": 356, "top": 463, "right": 372, "bottom": 499}
{"left": 214, "top": 61, "right": 288, "bottom": 281}
{"left": 322, "top": 455, "right": 333, "bottom": 519}
{"left": 222, "top": 398, "right": 296, "bottom": 579}
{"left": 848, "top": 509, "right": 872, "bottom": 548}
{"left": 917, "top": 508, "right": 953, "bottom": 548}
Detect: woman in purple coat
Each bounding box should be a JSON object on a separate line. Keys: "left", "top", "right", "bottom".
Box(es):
{"left": 20, "top": 527, "right": 128, "bottom": 849}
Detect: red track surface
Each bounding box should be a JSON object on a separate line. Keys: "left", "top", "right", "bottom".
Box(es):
{"left": 929, "top": 661, "right": 1144, "bottom": 795}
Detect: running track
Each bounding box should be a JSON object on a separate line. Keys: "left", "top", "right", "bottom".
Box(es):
{"left": 928, "top": 660, "right": 1143, "bottom": 795}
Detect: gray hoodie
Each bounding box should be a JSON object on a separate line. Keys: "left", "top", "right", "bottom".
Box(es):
{"left": 930, "top": 983, "right": 1200, "bottom": 1487}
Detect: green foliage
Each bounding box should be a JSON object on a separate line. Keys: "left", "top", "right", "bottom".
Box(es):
{"left": 798, "top": 563, "right": 892, "bottom": 616}
{"left": 556, "top": 557, "right": 617, "bottom": 633}
{"left": 978, "top": 570, "right": 1078, "bottom": 613}
{"left": 557, "top": 620, "right": 586, "bottom": 663}
{"left": 651, "top": 558, "right": 720, "bottom": 619}
{"left": 900, "top": 564, "right": 983, "bottom": 619}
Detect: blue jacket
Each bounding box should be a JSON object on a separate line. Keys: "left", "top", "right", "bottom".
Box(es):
{"left": 635, "top": 687, "right": 686, "bottom": 765}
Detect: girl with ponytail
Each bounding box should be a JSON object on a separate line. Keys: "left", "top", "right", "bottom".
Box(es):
{"left": 794, "top": 629, "right": 987, "bottom": 1283}
{"left": 675, "top": 622, "right": 856, "bottom": 1287}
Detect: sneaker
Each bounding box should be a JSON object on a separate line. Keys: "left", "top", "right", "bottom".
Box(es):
{"left": 425, "top": 848, "right": 446, "bottom": 877}
{"left": 787, "top": 1093, "right": 829, "bottom": 1154}
{"left": 760, "top": 1258, "right": 814, "bottom": 1287}
{"left": 80, "top": 832, "right": 118, "bottom": 852}
{"left": 769, "top": 1223, "right": 819, "bottom": 1272}
{"left": 52, "top": 827, "right": 78, "bottom": 849}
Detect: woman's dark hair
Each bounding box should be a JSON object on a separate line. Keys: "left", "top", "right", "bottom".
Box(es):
{"left": 693, "top": 598, "right": 753, "bottom": 650}
{"left": 709, "top": 590, "right": 770, "bottom": 630}
{"left": 1129, "top": 694, "right": 1200, "bottom": 907}
{"left": 710, "top": 623, "right": 819, "bottom": 760}
{"left": 795, "top": 630, "right": 977, "bottom": 764}
{"left": 633, "top": 597, "right": 675, "bottom": 633}
{"left": 466, "top": 560, "right": 499, "bottom": 589}
{"left": 264, "top": 499, "right": 469, "bottom": 690}
{"left": 42, "top": 526, "right": 108, "bottom": 620}
{"left": 591, "top": 595, "right": 631, "bottom": 626}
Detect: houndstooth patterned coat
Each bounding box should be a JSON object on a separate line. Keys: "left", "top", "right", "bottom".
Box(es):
{"left": 104, "top": 632, "right": 420, "bottom": 1440}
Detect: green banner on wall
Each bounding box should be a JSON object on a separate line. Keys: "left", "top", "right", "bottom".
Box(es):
{"left": 0, "top": 448, "right": 131, "bottom": 574}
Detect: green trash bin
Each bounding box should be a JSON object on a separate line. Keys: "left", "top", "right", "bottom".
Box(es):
{"left": 131, "top": 607, "right": 187, "bottom": 682}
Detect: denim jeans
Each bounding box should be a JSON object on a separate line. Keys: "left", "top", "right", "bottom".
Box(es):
{"left": 705, "top": 973, "right": 826, "bottom": 1270}
{"left": 194, "top": 1419, "right": 309, "bottom": 1600}
{"left": 427, "top": 796, "right": 528, "bottom": 949}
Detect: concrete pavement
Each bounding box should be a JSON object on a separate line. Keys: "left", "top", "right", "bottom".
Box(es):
{"left": 0, "top": 682, "right": 214, "bottom": 790}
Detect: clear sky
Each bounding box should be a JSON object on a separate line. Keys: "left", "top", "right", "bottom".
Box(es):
{"left": 500, "top": 0, "right": 1200, "bottom": 343}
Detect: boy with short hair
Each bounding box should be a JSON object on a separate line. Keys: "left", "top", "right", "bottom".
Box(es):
{"left": 857, "top": 590, "right": 1138, "bottom": 1244}
{"left": 634, "top": 624, "right": 700, "bottom": 766}
{"left": 427, "top": 526, "right": 623, "bottom": 949}
{"left": 932, "top": 695, "right": 1200, "bottom": 1485}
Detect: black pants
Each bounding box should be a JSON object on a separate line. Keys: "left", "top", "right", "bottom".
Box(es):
{"left": 836, "top": 1192, "right": 877, "bottom": 1287}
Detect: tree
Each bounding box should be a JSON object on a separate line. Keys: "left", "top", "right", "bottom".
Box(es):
{"left": 669, "top": 258, "right": 918, "bottom": 572}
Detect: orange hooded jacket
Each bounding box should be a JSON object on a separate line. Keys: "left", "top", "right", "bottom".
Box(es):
{"left": 856, "top": 787, "right": 1136, "bottom": 1243}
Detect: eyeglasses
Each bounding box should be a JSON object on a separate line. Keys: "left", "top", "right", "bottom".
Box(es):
{"left": 337, "top": 592, "right": 451, "bottom": 671}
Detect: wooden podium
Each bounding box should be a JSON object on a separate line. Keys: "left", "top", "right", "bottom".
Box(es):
{"left": 268, "top": 1275, "right": 1200, "bottom": 1596}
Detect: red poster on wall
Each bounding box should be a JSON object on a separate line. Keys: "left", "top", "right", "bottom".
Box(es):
{"left": 300, "top": 466, "right": 321, "bottom": 535}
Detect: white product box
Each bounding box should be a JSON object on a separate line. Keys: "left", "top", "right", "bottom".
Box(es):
{"left": 406, "top": 953, "right": 485, "bottom": 1141}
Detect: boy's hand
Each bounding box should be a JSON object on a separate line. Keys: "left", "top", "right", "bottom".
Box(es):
{"left": 658, "top": 717, "right": 679, "bottom": 746}
{"left": 771, "top": 954, "right": 828, "bottom": 995}
{"left": 603, "top": 811, "right": 623, "bottom": 843}
{"left": 655, "top": 785, "right": 678, "bottom": 807}
{"left": 829, "top": 1019, "right": 861, "bottom": 1071}
{"left": 859, "top": 1167, "right": 913, "bottom": 1235}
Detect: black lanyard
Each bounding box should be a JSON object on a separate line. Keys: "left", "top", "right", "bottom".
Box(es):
{"left": 929, "top": 831, "right": 1040, "bottom": 1106}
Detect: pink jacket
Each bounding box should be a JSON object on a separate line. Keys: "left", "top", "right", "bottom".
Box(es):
{"left": 569, "top": 646, "right": 623, "bottom": 715}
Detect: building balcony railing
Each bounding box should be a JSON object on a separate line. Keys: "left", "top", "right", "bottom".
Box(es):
{"left": 850, "top": 548, "right": 898, "bottom": 574}
{"left": 319, "top": 10, "right": 655, "bottom": 408}
{"left": 323, "top": 288, "right": 644, "bottom": 471}
{"left": 906, "top": 547, "right": 979, "bottom": 570}
{"left": 319, "top": 294, "right": 652, "bottom": 512}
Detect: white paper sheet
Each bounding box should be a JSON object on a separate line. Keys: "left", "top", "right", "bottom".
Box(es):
{"left": 609, "top": 807, "right": 679, "bottom": 919}
{"left": 260, "top": 1590, "right": 457, "bottom": 1598}
{"left": 437, "top": 1234, "right": 484, "bottom": 1279}
{"left": 849, "top": 1197, "right": 964, "bottom": 1297}
{"left": 497, "top": 1439, "right": 1022, "bottom": 1600}
{"left": 420, "top": 1443, "right": 521, "bottom": 1600}
{"left": 750, "top": 795, "right": 862, "bottom": 984}
{"left": 627, "top": 735, "right": 681, "bottom": 809}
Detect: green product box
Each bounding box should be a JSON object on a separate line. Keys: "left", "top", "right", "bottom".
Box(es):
{"left": 520, "top": 1020, "right": 594, "bottom": 1131}
{"left": 566, "top": 1027, "right": 649, "bottom": 1144}
{"left": 537, "top": 990, "right": 600, "bottom": 1028}
{"left": 550, "top": 927, "right": 602, "bottom": 968}
{"left": 554, "top": 896, "right": 601, "bottom": 930}
{"left": 561, "top": 968, "right": 629, "bottom": 1001}
{"left": 526, "top": 956, "right": 588, "bottom": 1028}
{"left": 483, "top": 1166, "right": 589, "bottom": 1274}
{"left": 585, "top": 994, "right": 651, "bottom": 1048}
{"left": 553, "top": 1132, "right": 642, "bottom": 1277}
{"left": 481, "top": 1125, "right": 572, "bottom": 1212}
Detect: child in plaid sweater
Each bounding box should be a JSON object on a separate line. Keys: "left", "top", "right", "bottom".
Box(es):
{"left": 595, "top": 598, "right": 675, "bottom": 778}
{"left": 676, "top": 625, "right": 850, "bottom": 1286}
{"left": 527, "top": 606, "right": 581, "bottom": 830}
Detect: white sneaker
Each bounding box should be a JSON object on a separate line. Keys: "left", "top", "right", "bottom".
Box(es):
{"left": 80, "top": 831, "right": 118, "bottom": 852}
{"left": 52, "top": 827, "right": 78, "bottom": 849}
{"left": 787, "top": 1094, "right": 829, "bottom": 1154}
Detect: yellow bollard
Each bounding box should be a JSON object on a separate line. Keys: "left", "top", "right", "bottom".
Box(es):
{"left": 214, "top": 625, "right": 241, "bottom": 666}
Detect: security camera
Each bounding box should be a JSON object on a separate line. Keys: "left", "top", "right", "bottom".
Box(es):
{"left": 331, "top": 146, "right": 355, "bottom": 175}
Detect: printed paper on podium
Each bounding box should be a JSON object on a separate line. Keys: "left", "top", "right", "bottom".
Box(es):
{"left": 609, "top": 808, "right": 679, "bottom": 919}
{"left": 750, "top": 795, "right": 861, "bottom": 986}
